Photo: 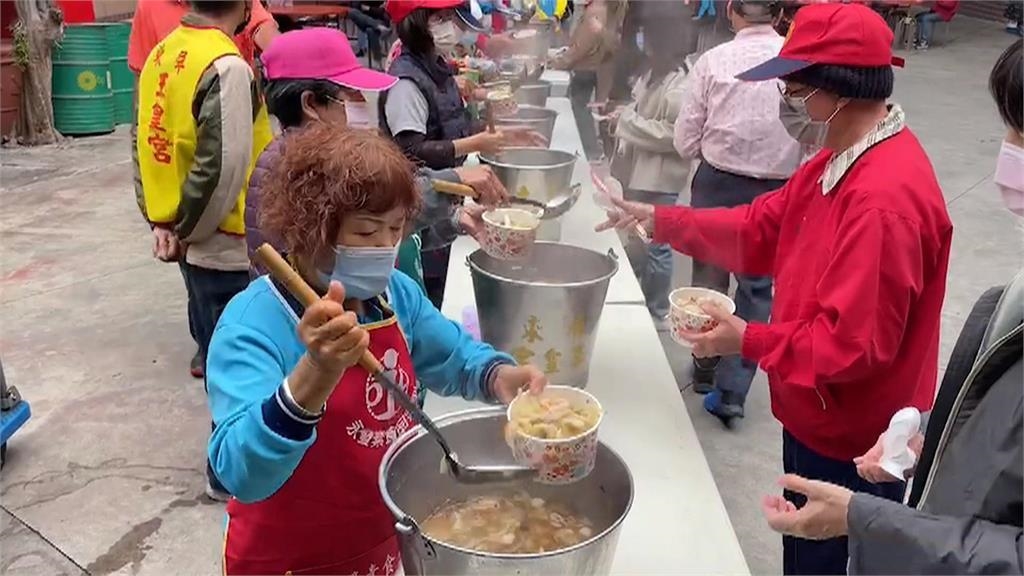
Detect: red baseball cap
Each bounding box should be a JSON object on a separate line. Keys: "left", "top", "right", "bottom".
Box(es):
{"left": 385, "top": 0, "right": 485, "bottom": 31}
{"left": 737, "top": 3, "right": 905, "bottom": 82}
{"left": 261, "top": 28, "right": 398, "bottom": 91}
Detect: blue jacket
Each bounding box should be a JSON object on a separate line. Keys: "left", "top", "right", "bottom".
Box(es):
{"left": 206, "top": 272, "right": 514, "bottom": 503}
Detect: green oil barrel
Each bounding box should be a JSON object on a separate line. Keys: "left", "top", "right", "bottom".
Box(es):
{"left": 52, "top": 24, "right": 113, "bottom": 135}
{"left": 105, "top": 22, "right": 133, "bottom": 125}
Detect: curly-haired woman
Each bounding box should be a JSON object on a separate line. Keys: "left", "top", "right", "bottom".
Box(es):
{"left": 207, "top": 125, "right": 548, "bottom": 574}
{"left": 246, "top": 27, "right": 508, "bottom": 295}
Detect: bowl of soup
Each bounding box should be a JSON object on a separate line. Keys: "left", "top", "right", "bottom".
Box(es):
{"left": 506, "top": 386, "right": 604, "bottom": 484}
{"left": 668, "top": 287, "right": 736, "bottom": 345}
{"left": 481, "top": 207, "right": 541, "bottom": 261}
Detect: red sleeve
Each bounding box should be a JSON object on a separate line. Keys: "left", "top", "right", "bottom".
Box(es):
{"left": 127, "top": 2, "right": 154, "bottom": 73}
{"left": 246, "top": 0, "right": 275, "bottom": 36}
{"left": 652, "top": 181, "right": 789, "bottom": 277}
{"left": 742, "top": 208, "right": 925, "bottom": 388}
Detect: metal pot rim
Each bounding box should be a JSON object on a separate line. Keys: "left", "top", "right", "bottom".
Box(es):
{"left": 479, "top": 147, "right": 577, "bottom": 170}
{"left": 378, "top": 406, "right": 635, "bottom": 561}
{"left": 499, "top": 104, "right": 555, "bottom": 112}
{"left": 467, "top": 243, "right": 619, "bottom": 289}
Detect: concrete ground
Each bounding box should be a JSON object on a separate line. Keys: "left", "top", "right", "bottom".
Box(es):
{"left": 0, "top": 16, "right": 1020, "bottom": 576}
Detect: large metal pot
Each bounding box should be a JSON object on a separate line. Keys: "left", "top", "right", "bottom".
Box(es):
{"left": 480, "top": 148, "right": 576, "bottom": 242}
{"left": 479, "top": 147, "right": 575, "bottom": 202}
{"left": 514, "top": 80, "right": 552, "bottom": 107}
{"left": 380, "top": 407, "right": 633, "bottom": 575}
{"left": 468, "top": 243, "right": 618, "bottom": 387}
{"left": 493, "top": 106, "right": 558, "bottom": 147}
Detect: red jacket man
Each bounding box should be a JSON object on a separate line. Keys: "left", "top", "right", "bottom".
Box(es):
{"left": 915, "top": 0, "right": 959, "bottom": 48}
{"left": 599, "top": 4, "right": 952, "bottom": 575}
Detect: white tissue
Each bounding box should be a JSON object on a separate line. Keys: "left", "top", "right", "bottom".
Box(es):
{"left": 879, "top": 407, "right": 921, "bottom": 479}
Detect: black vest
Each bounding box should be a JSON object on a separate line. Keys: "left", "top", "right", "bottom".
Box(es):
{"left": 379, "top": 51, "right": 471, "bottom": 167}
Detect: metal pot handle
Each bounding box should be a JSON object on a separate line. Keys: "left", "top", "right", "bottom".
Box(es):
{"left": 607, "top": 247, "right": 618, "bottom": 261}
{"left": 395, "top": 515, "right": 435, "bottom": 576}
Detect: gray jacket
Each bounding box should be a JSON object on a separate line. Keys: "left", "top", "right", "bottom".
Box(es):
{"left": 613, "top": 68, "right": 690, "bottom": 197}
{"left": 847, "top": 271, "right": 1024, "bottom": 575}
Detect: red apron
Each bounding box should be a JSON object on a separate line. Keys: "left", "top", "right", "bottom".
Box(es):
{"left": 224, "top": 303, "right": 417, "bottom": 575}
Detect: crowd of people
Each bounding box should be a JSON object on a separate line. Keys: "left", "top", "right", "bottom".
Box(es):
{"left": 127, "top": 0, "right": 1022, "bottom": 574}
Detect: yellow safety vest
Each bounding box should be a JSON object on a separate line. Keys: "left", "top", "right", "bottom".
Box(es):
{"left": 136, "top": 24, "right": 272, "bottom": 235}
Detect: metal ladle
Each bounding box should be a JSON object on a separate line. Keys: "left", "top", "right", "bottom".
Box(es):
{"left": 254, "top": 244, "right": 537, "bottom": 485}
{"left": 433, "top": 180, "right": 581, "bottom": 220}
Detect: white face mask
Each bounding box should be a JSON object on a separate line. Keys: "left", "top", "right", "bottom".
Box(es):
{"left": 779, "top": 88, "right": 846, "bottom": 148}
{"left": 994, "top": 140, "right": 1024, "bottom": 216}
{"left": 318, "top": 245, "right": 398, "bottom": 301}
{"left": 344, "top": 101, "right": 373, "bottom": 130}
{"left": 429, "top": 19, "right": 460, "bottom": 55}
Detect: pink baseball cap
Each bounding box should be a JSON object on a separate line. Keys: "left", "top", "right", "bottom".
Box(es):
{"left": 261, "top": 28, "right": 399, "bottom": 92}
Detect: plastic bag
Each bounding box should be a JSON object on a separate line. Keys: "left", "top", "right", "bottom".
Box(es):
{"left": 590, "top": 162, "right": 650, "bottom": 244}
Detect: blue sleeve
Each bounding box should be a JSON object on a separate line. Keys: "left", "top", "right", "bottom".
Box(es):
{"left": 206, "top": 321, "right": 316, "bottom": 503}
{"left": 391, "top": 273, "right": 514, "bottom": 402}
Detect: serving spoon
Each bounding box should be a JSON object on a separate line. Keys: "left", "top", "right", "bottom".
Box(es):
{"left": 432, "top": 180, "right": 581, "bottom": 220}
{"left": 254, "top": 244, "right": 537, "bottom": 485}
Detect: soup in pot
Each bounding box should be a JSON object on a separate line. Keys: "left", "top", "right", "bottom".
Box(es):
{"left": 420, "top": 491, "right": 594, "bottom": 554}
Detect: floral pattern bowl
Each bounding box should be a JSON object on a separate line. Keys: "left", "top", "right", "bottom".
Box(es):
{"left": 505, "top": 386, "right": 604, "bottom": 485}
{"left": 669, "top": 287, "right": 736, "bottom": 347}
{"left": 481, "top": 207, "right": 541, "bottom": 261}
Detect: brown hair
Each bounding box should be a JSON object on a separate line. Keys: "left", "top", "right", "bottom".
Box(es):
{"left": 259, "top": 124, "right": 421, "bottom": 258}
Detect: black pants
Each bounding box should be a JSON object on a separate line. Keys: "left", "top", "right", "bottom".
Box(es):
{"left": 348, "top": 8, "right": 388, "bottom": 66}
{"left": 690, "top": 162, "right": 784, "bottom": 405}
{"left": 178, "top": 261, "right": 249, "bottom": 360}
{"left": 178, "top": 258, "right": 201, "bottom": 353}
{"left": 568, "top": 70, "right": 602, "bottom": 161}
{"left": 782, "top": 430, "right": 907, "bottom": 575}
{"left": 179, "top": 261, "right": 249, "bottom": 493}
{"left": 421, "top": 245, "right": 451, "bottom": 310}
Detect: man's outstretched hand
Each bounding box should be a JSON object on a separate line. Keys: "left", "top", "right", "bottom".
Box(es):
{"left": 594, "top": 196, "right": 655, "bottom": 235}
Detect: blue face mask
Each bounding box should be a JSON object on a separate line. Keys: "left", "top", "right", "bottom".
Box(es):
{"left": 319, "top": 245, "right": 398, "bottom": 301}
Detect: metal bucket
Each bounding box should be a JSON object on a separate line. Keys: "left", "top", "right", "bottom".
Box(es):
{"left": 479, "top": 147, "right": 575, "bottom": 202}
{"left": 514, "top": 81, "right": 552, "bottom": 107}
{"left": 493, "top": 106, "right": 557, "bottom": 146}
{"left": 480, "top": 148, "right": 576, "bottom": 243}
{"left": 380, "top": 407, "right": 633, "bottom": 575}
{"left": 468, "top": 243, "right": 618, "bottom": 387}
{"left": 514, "top": 20, "right": 555, "bottom": 58}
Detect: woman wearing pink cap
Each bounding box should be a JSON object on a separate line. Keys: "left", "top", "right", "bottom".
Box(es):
{"left": 380, "top": 0, "right": 544, "bottom": 307}
{"left": 247, "top": 28, "right": 508, "bottom": 294}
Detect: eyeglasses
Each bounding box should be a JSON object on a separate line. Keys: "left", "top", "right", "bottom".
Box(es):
{"left": 778, "top": 83, "right": 819, "bottom": 102}
{"left": 325, "top": 94, "right": 347, "bottom": 107}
